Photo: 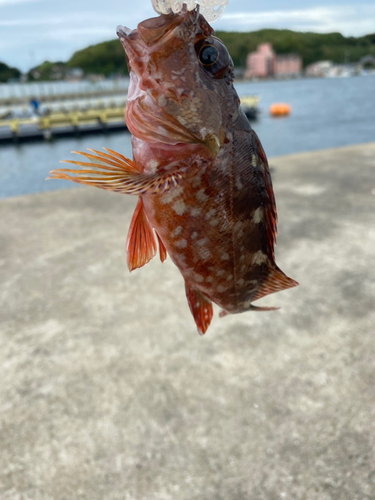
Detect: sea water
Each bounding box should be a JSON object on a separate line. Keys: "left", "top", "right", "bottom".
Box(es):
{"left": 1, "top": 75, "right": 375, "bottom": 198}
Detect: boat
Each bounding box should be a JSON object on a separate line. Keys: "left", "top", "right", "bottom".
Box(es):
{"left": 240, "top": 95, "right": 260, "bottom": 120}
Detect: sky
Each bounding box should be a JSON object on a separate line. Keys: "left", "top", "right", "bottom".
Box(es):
{"left": 1, "top": 0, "right": 375, "bottom": 72}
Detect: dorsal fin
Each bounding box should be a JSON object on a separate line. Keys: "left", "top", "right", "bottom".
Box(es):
{"left": 251, "top": 266, "right": 298, "bottom": 303}
{"left": 126, "top": 197, "right": 157, "bottom": 271}
{"left": 185, "top": 282, "right": 213, "bottom": 335}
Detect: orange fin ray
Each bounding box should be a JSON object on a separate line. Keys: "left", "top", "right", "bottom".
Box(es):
{"left": 251, "top": 266, "right": 299, "bottom": 303}
{"left": 48, "top": 148, "right": 182, "bottom": 195}
{"left": 185, "top": 282, "right": 213, "bottom": 335}
{"left": 126, "top": 197, "right": 157, "bottom": 272}
{"left": 155, "top": 231, "right": 167, "bottom": 263}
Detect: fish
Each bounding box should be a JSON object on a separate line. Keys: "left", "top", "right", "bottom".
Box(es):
{"left": 49, "top": 5, "right": 298, "bottom": 335}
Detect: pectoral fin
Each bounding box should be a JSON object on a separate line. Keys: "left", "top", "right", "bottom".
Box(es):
{"left": 126, "top": 197, "right": 157, "bottom": 272}
{"left": 48, "top": 148, "right": 182, "bottom": 195}
{"left": 185, "top": 282, "right": 213, "bottom": 336}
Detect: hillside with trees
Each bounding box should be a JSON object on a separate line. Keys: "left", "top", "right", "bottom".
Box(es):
{"left": 215, "top": 29, "right": 375, "bottom": 68}
{"left": 67, "top": 40, "right": 128, "bottom": 77}
{"left": 27, "top": 29, "right": 375, "bottom": 81}
{"left": 0, "top": 61, "right": 21, "bottom": 83}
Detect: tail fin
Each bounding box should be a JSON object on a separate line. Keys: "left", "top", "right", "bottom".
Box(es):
{"left": 251, "top": 266, "right": 298, "bottom": 303}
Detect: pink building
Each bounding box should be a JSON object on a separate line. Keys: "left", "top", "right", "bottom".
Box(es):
{"left": 245, "top": 43, "right": 275, "bottom": 78}
{"left": 245, "top": 43, "right": 302, "bottom": 78}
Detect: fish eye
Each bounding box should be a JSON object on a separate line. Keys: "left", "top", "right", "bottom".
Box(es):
{"left": 199, "top": 45, "right": 219, "bottom": 66}
{"left": 195, "top": 36, "right": 233, "bottom": 79}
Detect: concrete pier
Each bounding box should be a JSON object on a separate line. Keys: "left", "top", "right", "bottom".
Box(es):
{"left": 1, "top": 143, "right": 375, "bottom": 499}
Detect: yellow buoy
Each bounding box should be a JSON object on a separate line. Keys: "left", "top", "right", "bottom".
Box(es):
{"left": 269, "top": 103, "right": 291, "bottom": 117}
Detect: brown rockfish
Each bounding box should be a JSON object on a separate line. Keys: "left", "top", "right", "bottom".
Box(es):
{"left": 49, "top": 6, "right": 298, "bottom": 334}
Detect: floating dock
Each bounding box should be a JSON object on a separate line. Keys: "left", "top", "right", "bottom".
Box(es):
{"left": 0, "top": 106, "right": 128, "bottom": 144}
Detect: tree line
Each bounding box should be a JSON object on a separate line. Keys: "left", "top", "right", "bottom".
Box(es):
{"left": 2, "top": 29, "right": 375, "bottom": 82}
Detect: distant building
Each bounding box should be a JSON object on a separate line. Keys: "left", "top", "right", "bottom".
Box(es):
{"left": 65, "top": 67, "right": 84, "bottom": 82}
{"left": 305, "top": 61, "right": 333, "bottom": 78}
{"left": 245, "top": 43, "right": 302, "bottom": 79}
{"left": 305, "top": 60, "right": 362, "bottom": 78}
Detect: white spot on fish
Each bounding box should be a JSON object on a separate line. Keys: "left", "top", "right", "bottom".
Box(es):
{"left": 252, "top": 155, "right": 257, "bottom": 167}
{"left": 177, "top": 116, "right": 189, "bottom": 127}
{"left": 161, "top": 185, "right": 183, "bottom": 205}
{"left": 190, "top": 207, "right": 201, "bottom": 217}
{"left": 226, "top": 274, "right": 233, "bottom": 281}
{"left": 207, "top": 276, "right": 213, "bottom": 283}
{"left": 194, "top": 273, "right": 204, "bottom": 283}
{"left": 205, "top": 209, "right": 216, "bottom": 220}
{"left": 219, "top": 219, "right": 230, "bottom": 232}
{"left": 191, "top": 232, "right": 198, "bottom": 239}
{"left": 172, "top": 199, "right": 186, "bottom": 215}
{"left": 158, "top": 94, "right": 167, "bottom": 107}
{"left": 235, "top": 176, "right": 243, "bottom": 190}
{"left": 176, "top": 239, "right": 187, "bottom": 249}
{"left": 220, "top": 252, "right": 230, "bottom": 261}
{"left": 174, "top": 253, "right": 186, "bottom": 265}
{"left": 147, "top": 159, "right": 159, "bottom": 171}
{"left": 209, "top": 219, "right": 219, "bottom": 227}
{"left": 217, "top": 285, "right": 227, "bottom": 293}
{"left": 252, "top": 251, "right": 268, "bottom": 265}
{"left": 253, "top": 207, "right": 263, "bottom": 224}
{"left": 197, "top": 247, "right": 211, "bottom": 260}
{"left": 171, "top": 226, "right": 182, "bottom": 237}
{"left": 192, "top": 171, "right": 204, "bottom": 188}
{"left": 172, "top": 68, "right": 186, "bottom": 75}
{"left": 236, "top": 278, "right": 245, "bottom": 286}
{"left": 196, "top": 189, "right": 209, "bottom": 203}
{"left": 216, "top": 270, "right": 225, "bottom": 276}
{"left": 196, "top": 238, "right": 207, "bottom": 246}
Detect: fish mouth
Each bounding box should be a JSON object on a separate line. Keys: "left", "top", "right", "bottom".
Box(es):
{"left": 117, "top": 4, "right": 199, "bottom": 42}
{"left": 116, "top": 6, "right": 199, "bottom": 47}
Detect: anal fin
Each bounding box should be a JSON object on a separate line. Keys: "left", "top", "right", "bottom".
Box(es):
{"left": 185, "top": 282, "right": 213, "bottom": 335}
{"left": 251, "top": 266, "right": 298, "bottom": 303}
{"left": 126, "top": 197, "right": 156, "bottom": 272}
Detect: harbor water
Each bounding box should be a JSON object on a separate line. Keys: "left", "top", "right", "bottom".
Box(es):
{"left": 1, "top": 75, "right": 375, "bottom": 198}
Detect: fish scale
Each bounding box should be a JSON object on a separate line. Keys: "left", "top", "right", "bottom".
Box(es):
{"left": 49, "top": 6, "right": 298, "bottom": 334}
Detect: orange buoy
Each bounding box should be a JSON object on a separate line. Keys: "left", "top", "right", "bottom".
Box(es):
{"left": 269, "top": 103, "right": 291, "bottom": 117}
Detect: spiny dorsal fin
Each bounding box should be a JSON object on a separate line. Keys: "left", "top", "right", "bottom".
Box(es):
{"left": 126, "top": 197, "right": 157, "bottom": 272}
{"left": 48, "top": 148, "right": 182, "bottom": 195}
{"left": 185, "top": 282, "right": 213, "bottom": 336}
{"left": 251, "top": 266, "right": 298, "bottom": 303}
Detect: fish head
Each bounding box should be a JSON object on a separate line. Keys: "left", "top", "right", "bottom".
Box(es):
{"left": 117, "top": 6, "right": 237, "bottom": 160}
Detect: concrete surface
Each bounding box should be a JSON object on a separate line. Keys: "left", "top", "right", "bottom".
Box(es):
{"left": 1, "top": 142, "right": 375, "bottom": 500}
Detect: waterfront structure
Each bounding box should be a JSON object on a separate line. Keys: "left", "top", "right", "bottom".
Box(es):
{"left": 245, "top": 43, "right": 302, "bottom": 78}
{"left": 305, "top": 60, "right": 362, "bottom": 78}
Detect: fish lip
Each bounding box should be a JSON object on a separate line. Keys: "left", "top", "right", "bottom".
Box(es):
{"left": 116, "top": 25, "right": 132, "bottom": 38}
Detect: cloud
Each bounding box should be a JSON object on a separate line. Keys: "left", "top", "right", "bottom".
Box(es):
{"left": 216, "top": 5, "right": 375, "bottom": 36}
{"left": 0, "top": 0, "right": 41, "bottom": 5}
{"left": 2, "top": 2, "right": 375, "bottom": 72}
